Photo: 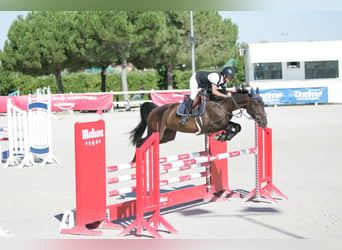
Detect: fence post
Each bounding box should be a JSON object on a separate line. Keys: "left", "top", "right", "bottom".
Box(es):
{"left": 119, "top": 132, "right": 177, "bottom": 238}
{"left": 243, "top": 124, "right": 288, "bottom": 203}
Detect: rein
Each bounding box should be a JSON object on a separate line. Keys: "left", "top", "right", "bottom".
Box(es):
{"left": 230, "top": 95, "right": 253, "bottom": 120}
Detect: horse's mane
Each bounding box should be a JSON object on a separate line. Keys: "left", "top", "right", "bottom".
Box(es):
{"left": 209, "top": 85, "right": 247, "bottom": 102}
{"left": 234, "top": 85, "right": 249, "bottom": 94}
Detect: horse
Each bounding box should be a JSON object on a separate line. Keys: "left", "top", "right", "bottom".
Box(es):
{"left": 129, "top": 87, "right": 267, "bottom": 152}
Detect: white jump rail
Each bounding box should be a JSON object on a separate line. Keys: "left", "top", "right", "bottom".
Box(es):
{"left": 106, "top": 147, "right": 257, "bottom": 198}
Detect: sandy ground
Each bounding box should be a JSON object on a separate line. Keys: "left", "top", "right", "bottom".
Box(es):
{"left": 0, "top": 104, "right": 341, "bottom": 246}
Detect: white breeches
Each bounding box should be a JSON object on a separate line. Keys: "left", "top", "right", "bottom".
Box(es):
{"left": 189, "top": 74, "right": 198, "bottom": 100}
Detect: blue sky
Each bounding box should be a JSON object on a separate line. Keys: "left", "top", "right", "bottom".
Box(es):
{"left": 0, "top": 10, "right": 342, "bottom": 49}
{"left": 220, "top": 11, "right": 342, "bottom": 43}
{"left": 0, "top": 11, "right": 28, "bottom": 48}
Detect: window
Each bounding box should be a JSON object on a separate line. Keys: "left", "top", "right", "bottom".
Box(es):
{"left": 305, "top": 60, "right": 339, "bottom": 79}
{"left": 287, "top": 62, "right": 300, "bottom": 69}
{"left": 254, "top": 62, "right": 282, "bottom": 80}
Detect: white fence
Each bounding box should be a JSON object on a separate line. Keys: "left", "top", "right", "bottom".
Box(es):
{"left": 2, "top": 87, "right": 59, "bottom": 168}
{"left": 3, "top": 99, "right": 33, "bottom": 168}
{"left": 110, "top": 89, "right": 189, "bottom": 110}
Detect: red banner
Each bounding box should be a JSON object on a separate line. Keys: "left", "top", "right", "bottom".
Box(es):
{"left": 0, "top": 93, "right": 113, "bottom": 113}
{"left": 50, "top": 93, "right": 113, "bottom": 111}
{"left": 150, "top": 91, "right": 190, "bottom": 106}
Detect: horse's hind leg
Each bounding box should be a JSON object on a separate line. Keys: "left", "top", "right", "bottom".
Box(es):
{"left": 160, "top": 129, "right": 177, "bottom": 144}
{"left": 131, "top": 136, "right": 147, "bottom": 162}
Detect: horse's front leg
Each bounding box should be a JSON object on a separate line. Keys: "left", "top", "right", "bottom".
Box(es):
{"left": 225, "top": 121, "right": 241, "bottom": 140}
{"left": 215, "top": 121, "right": 241, "bottom": 141}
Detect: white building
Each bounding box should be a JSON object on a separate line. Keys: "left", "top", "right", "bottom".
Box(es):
{"left": 244, "top": 40, "right": 342, "bottom": 104}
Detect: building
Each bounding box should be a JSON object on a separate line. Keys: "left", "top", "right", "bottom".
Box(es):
{"left": 243, "top": 40, "right": 342, "bottom": 104}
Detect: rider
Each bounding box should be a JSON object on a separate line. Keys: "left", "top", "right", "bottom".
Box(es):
{"left": 180, "top": 66, "right": 235, "bottom": 125}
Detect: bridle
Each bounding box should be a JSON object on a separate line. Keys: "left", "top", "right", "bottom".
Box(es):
{"left": 214, "top": 92, "right": 265, "bottom": 121}
{"left": 230, "top": 95, "right": 245, "bottom": 118}
{"left": 231, "top": 94, "right": 265, "bottom": 121}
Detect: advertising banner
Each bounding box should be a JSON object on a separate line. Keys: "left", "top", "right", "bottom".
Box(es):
{"left": 258, "top": 87, "right": 328, "bottom": 105}
{"left": 0, "top": 93, "right": 113, "bottom": 113}
{"left": 73, "top": 120, "right": 107, "bottom": 228}
{"left": 151, "top": 87, "right": 328, "bottom": 106}
{"left": 150, "top": 91, "right": 190, "bottom": 106}
{"left": 50, "top": 93, "right": 113, "bottom": 111}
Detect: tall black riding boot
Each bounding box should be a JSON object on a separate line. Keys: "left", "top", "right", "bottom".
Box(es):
{"left": 180, "top": 98, "right": 193, "bottom": 125}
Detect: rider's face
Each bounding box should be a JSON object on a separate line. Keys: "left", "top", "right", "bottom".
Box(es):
{"left": 224, "top": 76, "right": 232, "bottom": 83}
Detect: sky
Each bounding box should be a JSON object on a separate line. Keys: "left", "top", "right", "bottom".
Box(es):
{"left": 220, "top": 11, "right": 342, "bottom": 44}
{"left": 0, "top": 10, "right": 342, "bottom": 48}
{"left": 0, "top": 11, "right": 28, "bottom": 48}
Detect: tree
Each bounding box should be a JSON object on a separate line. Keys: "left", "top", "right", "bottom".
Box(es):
{"left": 194, "top": 12, "right": 239, "bottom": 70}
{"left": 128, "top": 11, "right": 167, "bottom": 69}
{"left": 71, "top": 11, "right": 167, "bottom": 96}
{"left": 0, "top": 66, "right": 17, "bottom": 95}
{"left": 156, "top": 11, "right": 239, "bottom": 90}
{"left": 1, "top": 11, "right": 167, "bottom": 95}
{"left": 70, "top": 11, "right": 122, "bottom": 92}
{"left": 157, "top": 11, "right": 190, "bottom": 90}
{"left": 1, "top": 11, "right": 239, "bottom": 94}
{"left": 114, "top": 11, "right": 166, "bottom": 100}
{"left": 1, "top": 12, "right": 74, "bottom": 93}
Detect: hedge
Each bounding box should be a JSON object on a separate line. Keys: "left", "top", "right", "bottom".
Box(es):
{"left": 0, "top": 68, "right": 195, "bottom": 96}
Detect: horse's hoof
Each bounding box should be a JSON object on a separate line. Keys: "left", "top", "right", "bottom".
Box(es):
{"left": 226, "top": 134, "right": 235, "bottom": 141}
{"left": 214, "top": 132, "right": 225, "bottom": 141}
{"left": 219, "top": 133, "right": 227, "bottom": 142}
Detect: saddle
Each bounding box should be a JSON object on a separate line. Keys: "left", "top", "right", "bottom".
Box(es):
{"left": 176, "top": 90, "right": 207, "bottom": 117}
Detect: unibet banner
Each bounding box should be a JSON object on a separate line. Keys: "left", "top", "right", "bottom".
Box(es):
{"left": 258, "top": 87, "right": 328, "bottom": 105}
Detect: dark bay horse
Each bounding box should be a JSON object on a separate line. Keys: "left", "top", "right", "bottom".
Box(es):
{"left": 129, "top": 88, "right": 267, "bottom": 149}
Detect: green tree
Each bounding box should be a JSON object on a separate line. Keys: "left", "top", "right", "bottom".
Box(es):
{"left": 123, "top": 11, "right": 166, "bottom": 99}
{"left": 156, "top": 11, "right": 239, "bottom": 90}
{"left": 128, "top": 11, "right": 167, "bottom": 69}
{"left": 72, "top": 11, "right": 166, "bottom": 96}
{"left": 1, "top": 12, "right": 75, "bottom": 93}
{"left": 70, "top": 11, "right": 122, "bottom": 92}
{"left": 157, "top": 11, "right": 189, "bottom": 90}
{"left": 0, "top": 66, "right": 17, "bottom": 95}
{"left": 194, "top": 12, "right": 238, "bottom": 70}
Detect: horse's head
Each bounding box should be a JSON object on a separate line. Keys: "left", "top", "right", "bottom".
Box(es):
{"left": 246, "top": 88, "right": 267, "bottom": 128}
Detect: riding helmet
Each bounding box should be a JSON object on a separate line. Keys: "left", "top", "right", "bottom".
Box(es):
{"left": 222, "top": 66, "right": 235, "bottom": 79}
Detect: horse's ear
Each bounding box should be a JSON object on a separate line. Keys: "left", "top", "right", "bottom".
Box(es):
{"left": 235, "top": 84, "right": 242, "bottom": 93}
{"left": 256, "top": 87, "right": 260, "bottom": 95}
{"left": 250, "top": 87, "right": 255, "bottom": 95}
{"left": 241, "top": 84, "right": 246, "bottom": 93}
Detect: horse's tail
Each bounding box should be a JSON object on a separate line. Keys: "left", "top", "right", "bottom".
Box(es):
{"left": 129, "top": 102, "right": 158, "bottom": 147}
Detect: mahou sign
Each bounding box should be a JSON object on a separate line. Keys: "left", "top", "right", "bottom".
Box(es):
{"left": 73, "top": 120, "right": 107, "bottom": 231}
